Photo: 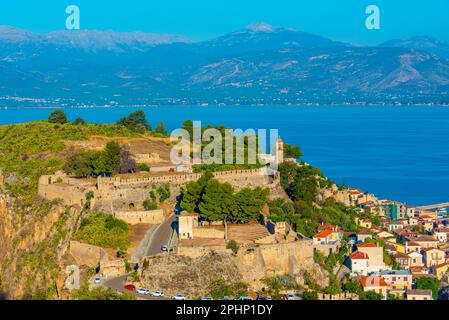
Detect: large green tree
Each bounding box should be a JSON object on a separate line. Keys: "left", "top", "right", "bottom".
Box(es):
{"left": 230, "top": 187, "right": 269, "bottom": 223}
{"left": 64, "top": 142, "right": 121, "bottom": 177}
{"left": 198, "top": 179, "right": 234, "bottom": 221}
{"left": 155, "top": 122, "right": 168, "bottom": 136}
{"left": 284, "top": 143, "right": 303, "bottom": 160}
{"left": 117, "top": 111, "right": 151, "bottom": 133}
{"left": 48, "top": 109, "right": 68, "bottom": 124}
{"left": 180, "top": 171, "right": 213, "bottom": 212}
{"left": 63, "top": 149, "right": 98, "bottom": 178}
{"left": 94, "top": 142, "right": 120, "bottom": 176}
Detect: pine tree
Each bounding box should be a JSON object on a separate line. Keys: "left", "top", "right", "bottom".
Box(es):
{"left": 48, "top": 109, "right": 68, "bottom": 124}
{"left": 155, "top": 122, "right": 168, "bottom": 136}
{"left": 198, "top": 180, "right": 234, "bottom": 221}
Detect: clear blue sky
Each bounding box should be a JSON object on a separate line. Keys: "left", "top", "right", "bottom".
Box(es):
{"left": 1, "top": 0, "right": 448, "bottom": 44}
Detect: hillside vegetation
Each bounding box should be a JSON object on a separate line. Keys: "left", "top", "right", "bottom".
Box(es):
{"left": 0, "top": 120, "right": 139, "bottom": 202}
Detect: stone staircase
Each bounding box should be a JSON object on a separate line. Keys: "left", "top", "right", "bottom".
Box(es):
{"left": 227, "top": 222, "right": 271, "bottom": 243}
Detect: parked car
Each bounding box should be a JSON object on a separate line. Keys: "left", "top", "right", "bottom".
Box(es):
{"left": 286, "top": 293, "right": 295, "bottom": 300}
{"left": 137, "top": 288, "right": 150, "bottom": 295}
{"left": 236, "top": 296, "right": 252, "bottom": 301}
{"left": 257, "top": 295, "right": 272, "bottom": 300}
{"left": 152, "top": 291, "right": 165, "bottom": 297}
{"left": 171, "top": 294, "right": 186, "bottom": 300}
{"left": 124, "top": 284, "right": 136, "bottom": 291}
{"left": 161, "top": 245, "right": 169, "bottom": 252}
{"left": 94, "top": 277, "right": 101, "bottom": 284}
{"left": 201, "top": 296, "right": 213, "bottom": 300}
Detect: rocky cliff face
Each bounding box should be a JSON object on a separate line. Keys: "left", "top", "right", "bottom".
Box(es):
{"left": 141, "top": 252, "right": 242, "bottom": 298}
{"left": 140, "top": 242, "right": 326, "bottom": 298}
{"left": 0, "top": 191, "right": 82, "bottom": 299}
{"left": 234, "top": 240, "right": 329, "bottom": 289}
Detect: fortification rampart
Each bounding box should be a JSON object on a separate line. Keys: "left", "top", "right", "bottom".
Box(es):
{"left": 114, "top": 209, "right": 165, "bottom": 225}
{"left": 69, "top": 240, "right": 107, "bottom": 268}
{"left": 39, "top": 168, "right": 280, "bottom": 212}
{"left": 176, "top": 245, "right": 231, "bottom": 258}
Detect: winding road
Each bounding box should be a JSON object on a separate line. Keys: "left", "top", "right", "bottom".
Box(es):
{"left": 101, "top": 214, "right": 178, "bottom": 299}
{"left": 145, "top": 213, "right": 177, "bottom": 256}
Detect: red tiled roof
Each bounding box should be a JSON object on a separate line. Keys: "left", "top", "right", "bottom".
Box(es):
{"left": 358, "top": 243, "right": 378, "bottom": 248}
{"left": 312, "top": 230, "right": 333, "bottom": 239}
{"left": 359, "top": 277, "right": 388, "bottom": 288}
{"left": 394, "top": 252, "right": 410, "bottom": 259}
{"left": 317, "top": 224, "right": 341, "bottom": 232}
{"left": 407, "top": 241, "right": 421, "bottom": 247}
{"left": 350, "top": 251, "right": 369, "bottom": 260}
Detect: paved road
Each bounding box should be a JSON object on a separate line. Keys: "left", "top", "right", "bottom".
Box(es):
{"left": 102, "top": 275, "right": 168, "bottom": 300}
{"left": 145, "top": 214, "right": 177, "bottom": 256}
{"left": 100, "top": 214, "right": 178, "bottom": 300}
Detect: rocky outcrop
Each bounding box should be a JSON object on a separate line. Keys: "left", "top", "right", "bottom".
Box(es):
{"left": 0, "top": 192, "right": 83, "bottom": 299}
{"left": 141, "top": 252, "right": 242, "bottom": 298}
{"left": 141, "top": 240, "right": 326, "bottom": 297}
{"left": 69, "top": 241, "right": 107, "bottom": 268}
{"left": 234, "top": 240, "right": 320, "bottom": 289}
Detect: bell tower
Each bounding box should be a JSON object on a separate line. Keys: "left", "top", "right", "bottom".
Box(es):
{"left": 275, "top": 137, "right": 284, "bottom": 165}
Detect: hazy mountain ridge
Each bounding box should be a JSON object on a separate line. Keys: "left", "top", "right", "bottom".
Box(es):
{"left": 0, "top": 24, "right": 448, "bottom": 106}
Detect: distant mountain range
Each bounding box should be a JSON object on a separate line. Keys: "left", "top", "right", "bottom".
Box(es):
{"left": 1, "top": 23, "right": 448, "bottom": 106}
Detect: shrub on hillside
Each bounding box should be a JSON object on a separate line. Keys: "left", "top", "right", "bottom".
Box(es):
{"left": 74, "top": 212, "right": 131, "bottom": 249}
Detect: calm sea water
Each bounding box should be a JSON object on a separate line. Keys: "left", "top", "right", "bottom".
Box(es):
{"left": 1, "top": 105, "right": 448, "bottom": 206}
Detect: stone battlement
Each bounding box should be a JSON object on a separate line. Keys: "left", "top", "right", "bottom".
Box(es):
{"left": 97, "top": 168, "right": 272, "bottom": 187}
{"left": 39, "top": 168, "right": 279, "bottom": 212}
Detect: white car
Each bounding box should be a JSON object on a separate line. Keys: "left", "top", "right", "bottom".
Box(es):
{"left": 137, "top": 288, "right": 150, "bottom": 295}
{"left": 171, "top": 294, "right": 186, "bottom": 300}
{"left": 152, "top": 291, "right": 165, "bottom": 297}
{"left": 236, "top": 296, "right": 252, "bottom": 301}
{"left": 94, "top": 277, "right": 101, "bottom": 284}
{"left": 286, "top": 293, "right": 295, "bottom": 300}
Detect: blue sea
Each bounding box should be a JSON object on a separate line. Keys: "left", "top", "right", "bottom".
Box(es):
{"left": 1, "top": 105, "right": 448, "bottom": 206}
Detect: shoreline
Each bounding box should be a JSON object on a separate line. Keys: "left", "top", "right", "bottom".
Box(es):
{"left": 1, "top": 103, "right": 449, "bottom": 110}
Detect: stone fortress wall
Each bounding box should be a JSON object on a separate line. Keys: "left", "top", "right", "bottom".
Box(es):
{"left": 38, "top": 174, "right": 97, "bottom": 208}
{"left": 38, "top": 168, "right": 280, "bottom": 213}
{"left": 114, "top": 209, "right": 165, "bottom": 225}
